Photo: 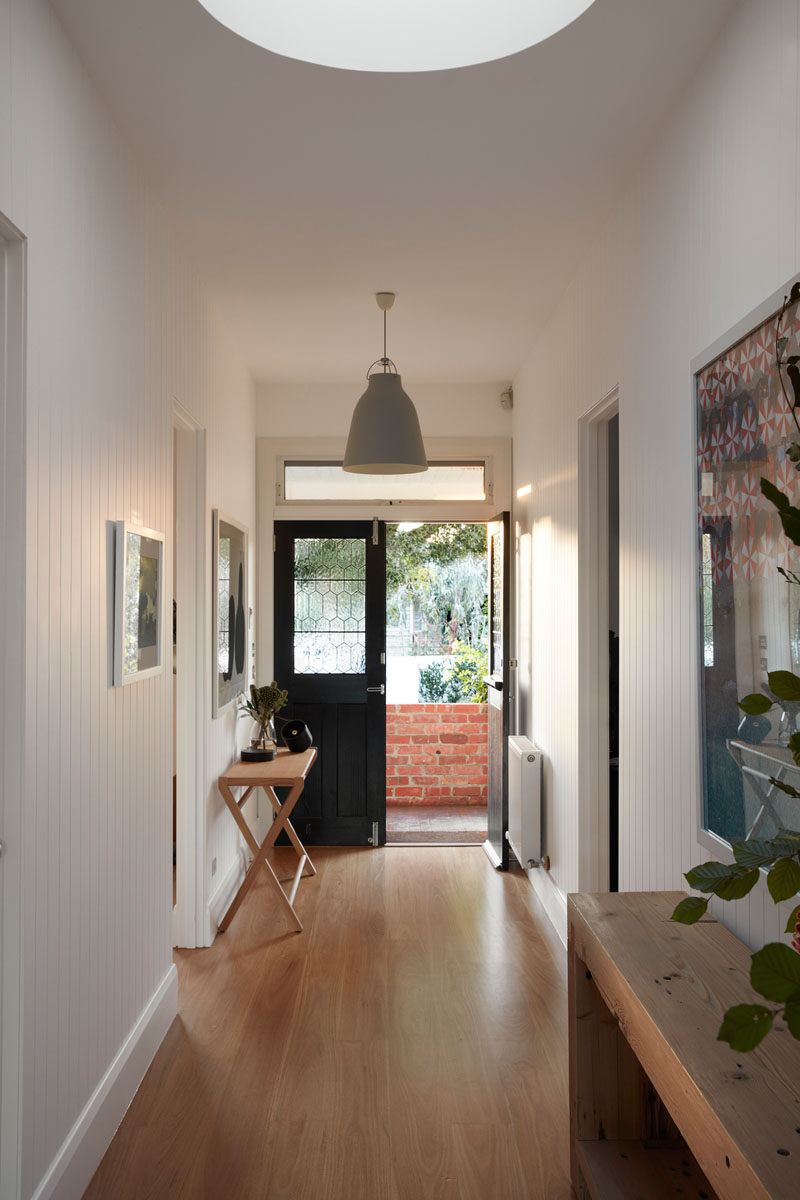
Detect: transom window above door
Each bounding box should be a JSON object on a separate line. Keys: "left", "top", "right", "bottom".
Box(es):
{"left": 280, "top": 460, "right": 487, "bottom": 503}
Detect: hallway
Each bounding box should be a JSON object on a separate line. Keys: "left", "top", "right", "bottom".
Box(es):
{"left": 84, "top": 847, "right": 571, "bottom": 1199}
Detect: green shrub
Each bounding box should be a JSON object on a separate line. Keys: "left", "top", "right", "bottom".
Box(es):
{"left": 418, "top": 643, "right": 488, "bottom": 704}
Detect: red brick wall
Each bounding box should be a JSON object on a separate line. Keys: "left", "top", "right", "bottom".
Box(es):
{"left": 386, "top": 703, "right": 488, "bottom": 806}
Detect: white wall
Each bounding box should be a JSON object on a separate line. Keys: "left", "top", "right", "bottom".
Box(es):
{"left": 257, "top": 380, "right": 512, "bottom": 438}
{"left": 513, "top": 0, "right": 800, "bottom": 946}
{"left": 0, "top": 0, "right": 255, "bottom": 1195}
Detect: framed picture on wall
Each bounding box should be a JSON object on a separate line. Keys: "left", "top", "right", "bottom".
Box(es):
{"left": 212, "top": 510, "right": 248, "bottom": 717}
{"left": 113, "top": 521, "right": 165, "bottom": 686}
{"left": 694, "top": 279, "right": 800, "bottom": 849}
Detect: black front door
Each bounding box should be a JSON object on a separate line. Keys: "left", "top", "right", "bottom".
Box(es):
{"left": 274, "top": 520, "right": 386, "bottom": 845}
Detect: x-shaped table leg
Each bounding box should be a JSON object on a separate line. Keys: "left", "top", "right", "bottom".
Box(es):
{"left": 218, "top": 779, "right": 316, "bottom": 933}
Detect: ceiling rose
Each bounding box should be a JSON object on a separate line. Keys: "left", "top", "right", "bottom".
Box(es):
{"left": 195, "top": 1, "right": 597, "bottom": 72}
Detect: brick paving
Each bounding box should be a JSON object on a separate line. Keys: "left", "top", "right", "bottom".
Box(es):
{"left": 386, "top": 804, "right": 488, "bottom": 844}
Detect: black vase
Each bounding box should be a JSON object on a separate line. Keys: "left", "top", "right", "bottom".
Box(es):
{"left": 281, "top": 720, "right": 312, "bottom": 753}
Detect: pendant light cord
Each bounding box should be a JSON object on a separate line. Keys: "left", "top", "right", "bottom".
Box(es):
{"left": 366, "top": 306, "right": 397, "bottom": 378}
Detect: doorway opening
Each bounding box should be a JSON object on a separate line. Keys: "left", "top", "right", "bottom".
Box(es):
{"left": 384, "top": 522, "right": 489, "bottom": 845}
{"left": 608, "top": 414, "right": 620, "bottom": 891}
{"left": 578, "top": 391, "right": 620, "bottom": 891}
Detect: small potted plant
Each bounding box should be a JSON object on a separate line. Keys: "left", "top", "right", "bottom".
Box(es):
{"left": 239, "top": 681, "right": 288, "bottom": 761}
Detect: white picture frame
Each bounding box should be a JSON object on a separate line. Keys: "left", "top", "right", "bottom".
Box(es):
{"left": 113, "top": 520, "right": 165, "bottom": 686}
{"left": 212, "top": 510, "right": 248, "bottom": 717}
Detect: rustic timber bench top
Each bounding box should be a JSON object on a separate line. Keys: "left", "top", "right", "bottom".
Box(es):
{"left": 568, "top": 891, "right": 800, "bottom": 1200}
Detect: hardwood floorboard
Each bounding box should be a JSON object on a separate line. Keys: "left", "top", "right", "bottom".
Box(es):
{"left": 84, "top": 847, "right": 573, "bottom": 1199}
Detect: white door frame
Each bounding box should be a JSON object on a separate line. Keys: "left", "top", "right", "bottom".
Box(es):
{"left": 0, "top": 216, "right": 26, "bottom": 1200}
{"left": 172, "top": 404, "right": 208, "bottom": 949}
{"left": 577, "top": 387, "right": 619, "bottom": 892}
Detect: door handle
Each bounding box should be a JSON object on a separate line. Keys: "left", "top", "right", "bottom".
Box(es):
{"left": 366, "top": 685, "right": 385, "bottom": 695}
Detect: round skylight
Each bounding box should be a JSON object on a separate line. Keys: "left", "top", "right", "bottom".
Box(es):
{"left": 195, "top": 1, "right": 596, "bottom": 73}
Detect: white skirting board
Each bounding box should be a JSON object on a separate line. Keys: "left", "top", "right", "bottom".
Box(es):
{"left": 527, "top": 865, "right": 568, "bottom": 947}
{"left": 205, "top": 847, "right": 249, "bottom": 944}
{"left": 31, "top": 964, "right": 178, "bottom": 1200}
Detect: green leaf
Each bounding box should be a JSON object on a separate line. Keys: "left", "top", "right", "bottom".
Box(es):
{"left": 777, "top": 828, "right": 800, "bottom": 846}
{"left": 717, "top": 1004, "right": 774, "bottom": 1051}
{"left": 770, "top": 777, "right": 800, "bottom": 800}
{"left": 761, "top": 478, "right": 791, "bottom": 511}
{"left": 768, "top": 858, "right": 800, "bottom": 903}
{"left": 783, "top": 991, "right": 800, "bottom": 1040}
{"left": 737, "top": 693, "right": 773, "bottom": 716}
{"left": 767, "top": 671, "right": 800, "bottom": 702}
{"left": 684, "top": 862, "right": 759, "bottom": 900}
{"left": 780, "top": 509, "right": 800, "bottom": 545}
{"left": 671, "top": 896, "right": 710, "bottom": 924}
{"left": 750, "top": 942, "right": 800, "bottom": 1002}
{"left": 785, "top": 903, "right": 800, "bottom": 935}
{"left": 732, "top": 839, "right": 780, "bottom": 869}
{"left": 789, "top": 734, "right": 800, "bottom": 770}
{"left": 716, "top": 867, "right": 760, "bottom": 900}
{"left": 685, "top": 862, "right": 733, "bottom": 893}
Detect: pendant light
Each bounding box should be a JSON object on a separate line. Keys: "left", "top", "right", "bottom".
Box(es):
{"left": 195, "top": 1, "right": 597, "bottom": 74}
{"left": 343, "top": 293, "right": 428, "bottom": 475}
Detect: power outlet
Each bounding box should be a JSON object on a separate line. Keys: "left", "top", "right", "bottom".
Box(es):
{"left": 211, "top": 856, "right": 217, "bottom": 877}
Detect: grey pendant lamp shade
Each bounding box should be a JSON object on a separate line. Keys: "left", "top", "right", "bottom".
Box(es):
{"left": 343, "top": 293, "right": 428, "bottom": 474}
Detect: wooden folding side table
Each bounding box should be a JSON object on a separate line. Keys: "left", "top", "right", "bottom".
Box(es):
{"left": 217, "top": 746, "right": 317, "bottom": 933}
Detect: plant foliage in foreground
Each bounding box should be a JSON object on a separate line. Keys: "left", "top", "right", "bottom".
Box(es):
{"left": 674, "top": 475, "right": 800, "bottom": 1052}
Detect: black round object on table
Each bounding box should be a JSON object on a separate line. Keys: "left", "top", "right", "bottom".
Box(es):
{"left": 241, "top": 746, "right": 276, "bottom": 762}
{"left": 281, "top": 721, "right": 312, "bottom": 753}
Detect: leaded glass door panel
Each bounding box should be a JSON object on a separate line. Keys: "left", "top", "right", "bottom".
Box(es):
{"left": 274, "top": 521, "right": 386, "bottom": 845}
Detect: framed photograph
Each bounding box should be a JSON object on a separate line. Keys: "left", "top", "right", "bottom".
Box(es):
{"left": 213, "top": 510, "right": 248, "bottom": 717}
{"left": 694, "top": 279, "right": 800, "bottom": 849}
{"left": 114, "top": 521, "right": 164, "bottom": 686}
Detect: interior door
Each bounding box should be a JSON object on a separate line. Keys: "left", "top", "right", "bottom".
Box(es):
{"left": 274, "top": 520, "right": 386, "bottom": 845}
{"left": 486, "top": 512, "right": 511, "bottom": 869}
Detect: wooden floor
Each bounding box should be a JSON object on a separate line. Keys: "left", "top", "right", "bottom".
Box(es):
{"left": 84, "top": 847, "right": 573, "bottom": 1199}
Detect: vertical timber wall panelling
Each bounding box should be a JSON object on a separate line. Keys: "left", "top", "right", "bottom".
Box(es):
{"left": 512, "top": 0, "right": 800, "bottom": 948}
{"left": 0, "top": 0, "right": 256, "bottom": 1195}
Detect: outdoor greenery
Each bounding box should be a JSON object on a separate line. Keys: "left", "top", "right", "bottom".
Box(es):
{"left": 387, "top": 523, "right": 488, "bottom": 654}
{"left": 418, "top": 642, "right": 488, "bottom": 704}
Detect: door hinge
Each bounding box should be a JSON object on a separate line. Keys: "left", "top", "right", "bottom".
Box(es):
{"left": 273, "top": 534, "right": 276, "bottom": 552}
{"left": 372, "top": 517, "right": 379, "bottom": 546}
{"left": 367, "top": 684, "right": 385, "bottom": 695}
{"left": 368, "top": 820, "right": 379, "bottom": 846}
{"left": 380, "top": 651, "right": 386, "bottom": 665}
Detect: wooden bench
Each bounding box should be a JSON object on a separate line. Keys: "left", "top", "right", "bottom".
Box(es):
{"left": 568, "top": 891, "right": 800, "bottom": 1199}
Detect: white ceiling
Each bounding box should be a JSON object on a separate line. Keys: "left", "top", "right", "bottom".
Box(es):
{"left": 50, "top": 0, "right": 738, "bottom": 384}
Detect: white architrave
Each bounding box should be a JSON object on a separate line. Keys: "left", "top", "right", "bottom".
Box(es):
{"left": 172, "top": 404, "right": 209, "bottom": 949}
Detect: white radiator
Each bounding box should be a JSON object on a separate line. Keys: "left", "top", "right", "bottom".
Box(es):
{"left": 506, "top": 735, "right": 542, "bottom": 869}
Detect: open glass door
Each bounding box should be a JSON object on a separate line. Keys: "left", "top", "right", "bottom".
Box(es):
{"left": 485, "top": 512, "right": 511, "bottom": 869}
{"left": 274, "top": 520, "right": 386, "bottom": 845}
